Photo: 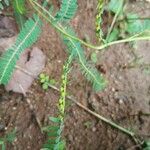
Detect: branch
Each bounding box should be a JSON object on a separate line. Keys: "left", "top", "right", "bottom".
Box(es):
{"left": 16, "top": 65, "right": 141, "bottom": 144}
{"left": 28, "top": 0, "right": 150, "bottom": 51}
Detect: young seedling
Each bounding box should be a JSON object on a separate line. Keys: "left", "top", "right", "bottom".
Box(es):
{"left": 0, "top": 0, "right": 150, "bottom": 149}
{"left": 0, "top": 129, "right": 16, "bottom": 150}
{"left": 106, "top": 0, "right": 150, "bottom": 42}
{"left": 39, "top": 73, "right": 56, "bottom": 90}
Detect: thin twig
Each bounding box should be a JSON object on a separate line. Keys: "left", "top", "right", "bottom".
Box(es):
{"left": 15, "top": 65, "right": 138, "bottom": 143}
{"left": 118, "top": 17, "right": 150, "bottom": 23}
{"left": 16, "top": 65, "right": 36, "bottom": 78}
{"left": 47, "top": 84, "right": 135, "bottom": 137}
{"left": 29, "top": 0, "right": 150, "bottom": 51}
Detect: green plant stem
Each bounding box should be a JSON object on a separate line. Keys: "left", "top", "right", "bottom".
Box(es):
{"left": 26, "top": 1, "right": 149, "bottom": 137}
{"left": 29, "top": 0, "right": 150, "bottom": 52}
{"left": 106, "top": 0, "right": 124, "bottom": 40}
{"left": 45, "top": 85, "right": 134, "bottom": 136}
{"left": 25, "top": 0, "right": 147, "bottom": 146}
{"left": 47, "top": 83, "right": 140, "bottom": 144}
{"left": 69, "top": 96, "right": 135, "bottom": 137}
{"left": 15, "top": 65, "right": 140, "bottom": 144}
{"left": 96, "top": 33, "right": 150, "bottom": 50}
{"left": 119, "top": 17, "right": 150, "bottom": 21}
{"left": 28, "top": 0, "right": 96, "bottom": 49}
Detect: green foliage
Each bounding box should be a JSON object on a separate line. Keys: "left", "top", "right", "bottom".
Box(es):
{"left": 142, "top": 140, "right": 150, "bottom": 150}
{"left": 62, "top": 27, "right": 107, "bottom": 91}
{"left": 105, "top": 0, "right": 124, "bottom": 42}
{"left": 0, "top": 0, "right": 26, "bottom": 29}
{"left": 55, "top": 0, "right": 77, "bottom": 22}
{"left": 40, "top": 73, "right": 56, "bottom": 90}
{"left": 0, "top": 14, "right": 42, "bottom": 85}
{"left": 13, "top": 0, "right": 26, "bottom": 14}
{"left": 53, "top": 0, "right": 106, "bottom": 91}
{"left": 106, "top": 0, "right": 150, "bottom": 42}
{"left": 143, "top": 66, "right": 150, "bottom": 75}
{"left": 91, "top": 52, "right": 98, "bottom": 63}
{"left": 0, "top": 130, "right": 16, "bottom": 150}
{"left": 0, "top": 0, "right": 10, "bottom": 10}
{"left": 39, "top": 0, "right": 107, "bottom": 91}
{"left": 126, "top": 14, "right": 150, "bottom": 34}
{"left": 42, "top": 55, "right": 72, "bottom": 150}
{"left": 96, "top": 0, "right": 105, "bottom": 42}
{"left": 0, "top": 1, "right": 150, "bottom": 149}
{"left": 42, "top": 117, "right": 65, "bottom": 150}
{"left": 12, "top": 0, "right": 27, "bottom": 29}
{"left": 107, "top": 0, "right": 124, "bottom": 14}
{"left": 126, "top": 14, "right": 143, "bottom": 34}
{"left": 13, "top": 11, "right": 27, "bottom": 29}
{"left": 107, "top": 28, "right": 119, "bottom": 42}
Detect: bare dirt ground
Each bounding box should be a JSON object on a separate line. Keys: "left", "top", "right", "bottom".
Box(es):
{"left": 0, "top": 0, "right": 150, "bottom": 150}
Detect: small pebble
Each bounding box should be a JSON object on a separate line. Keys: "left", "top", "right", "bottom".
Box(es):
{"left": 111, "top": 88, "right": 116, "bottom": 92}
{"left": 13, "top": 107, "right": 17, "bottom": 110}
{"left": 92, "top": 127, "right": 96, "bottom": 132}
{"left": 119, "top": 99, "right": 124, "bottom": 104}
{"left": 57, "top": 60, "right": 61, "bottom": 63}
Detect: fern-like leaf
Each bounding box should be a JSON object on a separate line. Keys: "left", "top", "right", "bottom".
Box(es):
{"left": 69, "top": 38, "right": 106, "bottom": 91}
{"left": 13, "top": 0, "right": 26, "bottom": 29}
{"left": 13, "top": 11, "right": 27, "bottom": 29}
{"left": 13, "top": 0, "right": 26, "bottom": 14}
{"left": 63, "top": 27, "right": 107, "bottom": 91}
{"left": 42, "top": 118, "right": 65, "bottom": 150}
{"left": 32, "top": 0, "right": 106, "bottom": 91}
{"left": 42, "top": 0, "right": 54, "bottom": 14}
{"left": 0, "top": 14, "right": 42, "bottom": 85}
{"left": 55, "top": 0, "right": 77, "bottom": 22}
{"left": 42, "top": 56, "right": 72, "bottom": 150}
